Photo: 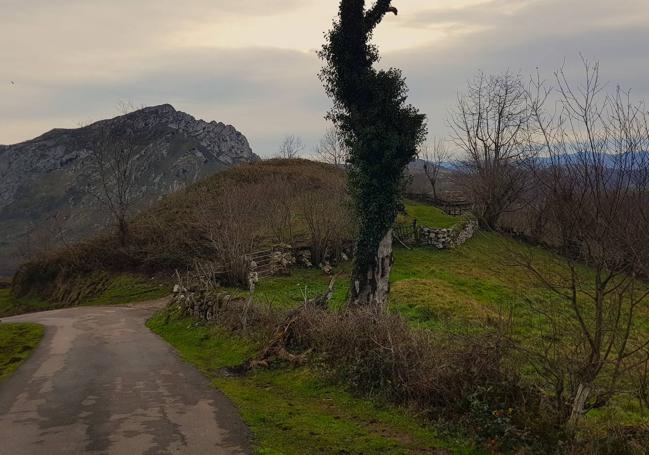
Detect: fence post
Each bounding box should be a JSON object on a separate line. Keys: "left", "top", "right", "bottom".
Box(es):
{"left": 413, "top": 219, "right": 418, "bottom": 243}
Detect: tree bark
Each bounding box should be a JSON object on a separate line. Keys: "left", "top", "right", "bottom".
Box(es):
{"left": 350, "top": 229, "right": 393, "bottom": 308}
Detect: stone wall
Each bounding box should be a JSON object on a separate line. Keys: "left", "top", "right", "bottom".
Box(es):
{"left": 418, "top": 219, "right": 478, "bottom": 249}
{"left": 172, "top": 286, "right": 236, "bottom": 321}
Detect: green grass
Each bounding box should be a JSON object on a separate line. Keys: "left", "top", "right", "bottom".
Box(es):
{"left": 83, "top": 274, "right": 170, "bottom": 306}
{"left": 222, "top": 231, "right": 551, "bottom": 332}
{"left": 147, "top": 312, "right": 480, "bottom": 455}
{"left": 398, "top": 200, "right": 461, "bottom": 229}
{"left": 0, "top": 323, "right": 44, "bottom": 382}
{"left": 224, "top": 265, "right": 353, "bottom": 311}
{"left": 0, "top": 274, "right": 171, "bottom": 317}
{"left": 0, "top": 288, "right": 50, "bottom": 317}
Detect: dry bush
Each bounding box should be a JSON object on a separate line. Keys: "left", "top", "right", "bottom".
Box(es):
{"left": 294, "top": 309, "right": 511, "bottom": 408}
{"left": 193, "top": 296, "right": 561, "bottom": 450}
{"left": 192, "top": 182, "right": 265, "bottom": 286}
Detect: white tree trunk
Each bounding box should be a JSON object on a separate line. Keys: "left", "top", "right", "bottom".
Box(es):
{"left": 568, "top": 382, "right": 592, "bottom": 427}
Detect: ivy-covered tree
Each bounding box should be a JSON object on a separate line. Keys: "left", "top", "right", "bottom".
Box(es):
{"left": 320, "top": 0, "right": 427, "bottom": 307}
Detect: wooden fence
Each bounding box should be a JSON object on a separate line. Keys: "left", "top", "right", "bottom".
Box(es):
{"left": 406, "top": 192, "right": 473, "bottom": 216}
{"left": 246, "top": 248, "right": 276, "bottom": 278}
{"left": 393, "top": 223, "right": 417, "bottom": 244}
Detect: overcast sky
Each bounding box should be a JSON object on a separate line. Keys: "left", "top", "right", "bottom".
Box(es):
{"left": 1, "top": 0, "right": 649, "bottom": 157}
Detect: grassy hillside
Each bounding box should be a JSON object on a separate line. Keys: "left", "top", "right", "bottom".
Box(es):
{"left": 11, "top": 159, "right": 351, "bottom": 307}
{"left": 151, "top": 211, "right": 649, "bottom": 453}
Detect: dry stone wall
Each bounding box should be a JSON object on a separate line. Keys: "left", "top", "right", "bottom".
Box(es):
{"left": 418, "top": 219, "right": 478, "bottom": 249}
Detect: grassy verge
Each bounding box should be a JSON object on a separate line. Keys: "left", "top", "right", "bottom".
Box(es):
{"left": 83, "top": 274, "right": 170, "bottom": 306}
{"left": 0, "top": 274, "right": 171, "bottom": 317}
{"left": 0, "top": 289, "right": 50, "bottom": 317}
{"left": 147, "top": 312, "right": 479, "bottom": 454}
{"left": 0, "top": 323, "right": 45, "bottom": 382}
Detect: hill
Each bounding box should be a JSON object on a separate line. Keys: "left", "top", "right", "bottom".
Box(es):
{"left": 0, "top": 104, "right": 259, "bottom": 275}
{"left": 10, "top": 159, "right": 351, "bottom": 307}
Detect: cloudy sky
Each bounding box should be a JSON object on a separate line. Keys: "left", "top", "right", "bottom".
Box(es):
{"left": 1, "top": 0, "right": 649, "bottom": 157}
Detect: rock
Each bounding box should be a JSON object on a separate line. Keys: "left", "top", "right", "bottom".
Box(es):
{"left": 321, "top": 262, "right": 333, "bottom": 275}
{"left": 0, "top": 104, "right": 259, "bottom": 275}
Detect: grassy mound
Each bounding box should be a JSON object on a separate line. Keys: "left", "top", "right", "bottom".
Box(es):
{"left": 12, "top": 159, "right": 351, "bottom": 306}
{"left": 0, "top": 323, "right": 44, "bottom": 382}
{"left": 399, "top": 200, "right": 461, "bottom": 228}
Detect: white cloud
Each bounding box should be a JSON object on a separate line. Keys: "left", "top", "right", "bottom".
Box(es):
{"left": 1, "top": 0, "right": 649, "bottom": 157}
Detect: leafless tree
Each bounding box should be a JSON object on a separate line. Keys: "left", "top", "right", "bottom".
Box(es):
{"left": 87, "top": 126, "right": 142, "bottom": 246}
{"left": 297, "top": 177, "right": 354, "bottom": 264}
{"left": 194, "top": 182, "right": 264, "bottom": 287}
{"left": 263, "top": 174, "right": 298, "bottom": 245}
{"left": 419, "top": 137, "right": 451, "bottom": 200}
{"left": 514, "top": 58, "right": 649, "bottom": 427}
{"left": 278, "top": 134, "right": 305, "bottom": 159}
{"left": 314, "top": 126, "right": 348, "bottom": 166}
{"left": 450, "top": 71, "right": 536, "bottom": 229}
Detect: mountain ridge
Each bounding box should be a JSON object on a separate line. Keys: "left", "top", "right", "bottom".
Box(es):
{"left": 0, "top": 104, "right": 259, "bottom": 275}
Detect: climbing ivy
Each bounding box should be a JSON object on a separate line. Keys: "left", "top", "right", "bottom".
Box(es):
{"left": 319, "top": 0, "right": 427, "bottom": 303}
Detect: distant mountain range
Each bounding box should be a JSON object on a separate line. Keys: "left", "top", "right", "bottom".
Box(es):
{"left": 0, "top": 104, "right": 259, "bottom": 275}
{"left": 534, "top": 151, "right": 649, "bottom": 168}
{"left": 410, "top": 151, "right": 649, "bottom": 171}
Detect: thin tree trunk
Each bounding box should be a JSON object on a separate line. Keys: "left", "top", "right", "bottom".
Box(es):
{"left": 568, "top": 382, "right": 592, "bottom": 427}
{"left": 350, "top": 229, "right": 393, "bottom": 308}
{"left": 118, "top": 218, "right": 128, "bottom": 247}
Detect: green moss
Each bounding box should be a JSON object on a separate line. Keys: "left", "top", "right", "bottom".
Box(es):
{"left": 0, "top": 323, "right": 44, "bottom": 382}
{"left": 147, "top": 313, "right": 480, "bottom": 455}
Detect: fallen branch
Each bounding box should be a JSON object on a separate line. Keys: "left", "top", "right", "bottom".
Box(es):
{"left": 246, "top": 275, "right": 337, "bottom": 370}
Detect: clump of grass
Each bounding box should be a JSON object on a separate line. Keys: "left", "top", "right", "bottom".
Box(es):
{"left": 0, "top": 323, "right": 44, "bottom": 382}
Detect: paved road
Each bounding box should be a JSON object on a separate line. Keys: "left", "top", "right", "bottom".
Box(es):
{"left": 0, "top": 300, "right": 251, "bottom": 455}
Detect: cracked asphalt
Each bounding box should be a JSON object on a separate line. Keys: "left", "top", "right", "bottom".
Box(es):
{"left": 0, "top": 300, "right": 251, "bottom": 455}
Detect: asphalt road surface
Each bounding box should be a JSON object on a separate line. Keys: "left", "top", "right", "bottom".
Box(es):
{"left": 0, "top": 300, "right": 251, "bottom": 455}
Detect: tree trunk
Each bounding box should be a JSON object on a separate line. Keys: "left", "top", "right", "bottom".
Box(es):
{"left": 568, "top": 382, "right": 592, "bottom": 427}
{"left": 118, "top": 218, "right": 129, "bottom": 247}
{"left": 350, "top": 229, "right": 393, "bottom": 308}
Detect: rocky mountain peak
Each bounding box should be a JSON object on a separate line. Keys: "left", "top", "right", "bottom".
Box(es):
{"left": 0, "top": 106, "right": 259, "bottom": 275}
